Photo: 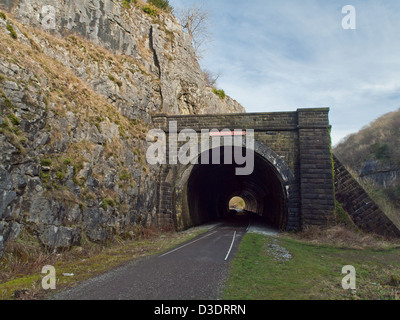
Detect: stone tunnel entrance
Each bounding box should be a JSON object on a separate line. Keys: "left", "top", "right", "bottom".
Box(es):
{"left": 154, "top": 109, "right": 337, "bottom": 233}
{"left": 185, "top": 146, "right": 288, "bottom": 230}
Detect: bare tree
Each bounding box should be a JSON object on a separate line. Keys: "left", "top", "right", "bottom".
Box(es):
{"left": 202, "top": 68, "right": 220, "bottom": 87}
{"left": 175, "top": 4, "right": 211, "bottom": 59}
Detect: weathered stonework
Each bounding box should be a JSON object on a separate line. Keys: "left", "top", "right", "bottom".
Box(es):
{"left": 298, "top": 109, "right": 336, "bottom": 227}
{"left": 334, "top": 155, "right": 400, "bottom": 237}
{"left": 152, "top": 108, "right": 336, "bottom": 231}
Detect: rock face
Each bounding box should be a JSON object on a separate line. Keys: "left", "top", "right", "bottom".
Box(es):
{"left": 0, "top": 0, "right": 245, "bottom": 256}
{"left": 2, "top": 0, "right": 244, "bottom": 118}
{"left": 359, "top": 160, "right": 399, "bottom": 189}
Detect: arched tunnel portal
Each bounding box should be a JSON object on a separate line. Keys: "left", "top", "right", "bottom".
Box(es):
{"left": 154, "top": 109, "right": 337, "bottom": 233}
{"left": 180, "top": 146, "right": 291, "bottom": 230}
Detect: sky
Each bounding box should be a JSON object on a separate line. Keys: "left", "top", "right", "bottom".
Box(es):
{"left": 168, "top": 0, "right": 400, "bottom": 146}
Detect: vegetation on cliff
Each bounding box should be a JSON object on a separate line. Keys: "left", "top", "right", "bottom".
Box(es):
{"left": 335, "top": 109, "right": 400, "bottom": 170}
{"left": 0, "top": 0, "right": 244, "bottom": 261}
{"left": 334, "top": 108, "right": 400, "bottom": 227}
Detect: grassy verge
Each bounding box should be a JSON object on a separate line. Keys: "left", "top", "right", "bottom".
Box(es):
{"left": 222, "top": 232, "right": 400, "bottom": 300}
{"left": 0, "top": 227, "right": 207, "bottom": 300}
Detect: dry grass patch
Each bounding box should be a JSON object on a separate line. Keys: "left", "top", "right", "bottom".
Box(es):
{"left": 0, "top": 14, "right": 150, "bottom": 141}
{"left": 284, "top": 225, "right": 398, "bottom": 250}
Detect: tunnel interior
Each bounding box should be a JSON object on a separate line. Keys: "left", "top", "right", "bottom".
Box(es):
{"left": 186, "top": 147, "right": 288, "bottom": 229}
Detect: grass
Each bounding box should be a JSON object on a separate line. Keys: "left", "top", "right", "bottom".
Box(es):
{"left": 8, "top": 113, "right": 20, "bottom": 126}
{"left": 0, "top": 15, "right": 151, "bottom": 141}
{"left": 0, "top": 107, "right": 27, "bottom": 154}
{"left": 360, "top": 179, "right": 400, "bottom": 229}
{"left": 0, "top": 226, "right": 208, "bottom": 300}
{"left": 121, "top": 0, "right": 137, "bottom": 9}
{"left": 148, "top": 0, "right": 172, "bottom": 12}
{"left": 102, "top": 197, "right": 116, "bottom": 210}
{"left": 142, "top": 5, "right": 158, "bottom": 17}
{"left": 222, "top": 231, "right": 400, "bottom": 300}
{"left": 6, "top": 23, "right": 17, "bottom": 39}
{"left": 40, "top": 158, "right": 52, "bottom": 167}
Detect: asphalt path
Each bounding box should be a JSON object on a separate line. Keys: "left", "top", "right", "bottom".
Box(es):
{"left": 51, "top": 216, "right": 250, "bottom": 300}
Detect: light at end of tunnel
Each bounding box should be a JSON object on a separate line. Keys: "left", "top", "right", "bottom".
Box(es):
{"left": 229, "top": 196, "right": 246, "bottom": 212}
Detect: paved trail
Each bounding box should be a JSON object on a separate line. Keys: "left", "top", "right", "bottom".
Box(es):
{"left": 51, "top": 217, "right": 251, "bottom": 300}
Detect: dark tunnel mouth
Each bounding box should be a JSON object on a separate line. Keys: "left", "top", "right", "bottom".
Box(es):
{"left": 186, "top": 146, "right": 288, "bottom": 229}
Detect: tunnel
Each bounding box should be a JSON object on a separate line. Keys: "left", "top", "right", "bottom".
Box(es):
{"left": 186, "top": 146, "right": 288, "bottom": 230}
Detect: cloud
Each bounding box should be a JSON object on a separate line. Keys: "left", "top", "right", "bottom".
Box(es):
{"left": 170, "top": 0, "right": 400, "bottom": 145}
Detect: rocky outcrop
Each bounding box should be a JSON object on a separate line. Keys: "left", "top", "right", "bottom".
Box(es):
{"left": 1, "top": 0, "right": 244, "bottom": 118}
{"left": 358, "top": 160, "right": 399, "bottom": 189}
{"left": 334, "top": 109, "right": 400, "bottom": 192}
{"left": 0, "top": 0, "right": 245, "bottom": 257}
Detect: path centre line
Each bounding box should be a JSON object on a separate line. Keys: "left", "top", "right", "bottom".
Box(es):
{"left": 224, "top": 231, "right": 237, "bottom": 261}
{"left": 159, "top": 231, "right": 218, "bottom": 258}
{"left": 246, "top": 219, "right": 251, "bottom": 232}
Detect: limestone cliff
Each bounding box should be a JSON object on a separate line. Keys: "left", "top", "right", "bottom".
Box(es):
{"left": 0, "top": 0, "right": 245, "bottom": 256}
{"left": 2, "top": 0, "right": 245, "bottom": 118}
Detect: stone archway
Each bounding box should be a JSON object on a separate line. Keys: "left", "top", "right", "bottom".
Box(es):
{"left": 172, "top": 141, "right": 297, "bottom": 231}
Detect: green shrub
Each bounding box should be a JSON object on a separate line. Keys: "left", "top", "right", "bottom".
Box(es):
{"left": 56, "top": 172, "right": 65, "bottom": 180}
{"left": 212, "top": 88, "right": 226, "bottom": 100}
{"left": 119, "top": 169, "right": 131, "bottom": 181}
{"left": 142, "top": 5, "right": 158, "bottom": 16}
{"left": 6, "top": 23, "right": 17, "bottom": 39}
{"left": 370, "top": 143, "right": 390, "bottom": 160}
{"left": 122, "top": 0, "right": 136, "bottom": 9}
{"left": 148, "top": 0, "right": 172, "bottom": 12}
{"left": 41, "top": 158, "right": 52, "bottom": 167}
{"left": 40, "top": 172, "right": 51, "bottom": 183}
{"left": 102, "top": 198, "right": 116, "bottom": 210}
{"left": 63, "top": 158, "right": 73, "bottom": 165}
{"left": 8, "top": 113, "right": 20, "bottom": 125}
{"left": 0, "top": 12, "right": 6, "bottom": 20}
{"left": 2, "top": 94, "right": 14, "bottom": 109}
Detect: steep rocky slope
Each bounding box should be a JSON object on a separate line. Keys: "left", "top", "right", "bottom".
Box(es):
{"left": 0, "top": 0, "right": 245, "bottom": 257}
{"left": 334, "top": 109, "right": 400, "bottom": 190}
{"left": 334, "top": 109, "right": 400, "bottom": 227}
{"left": 335, "top": 109, "right": 400, "bottom": 188}
{"left": 2, "top": 0, "right": 244, "bottom": 118}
